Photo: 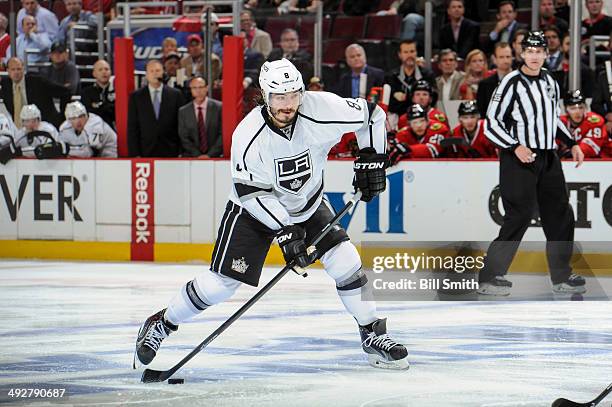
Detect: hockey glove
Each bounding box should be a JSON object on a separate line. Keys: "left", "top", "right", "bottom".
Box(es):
{"left": 277, "top": 224, "right": 312, "bottom": 274}
{"left": 34, "top": 142, "right": 70, "bottom": 159}
{"left": 0, "top": 143, "right": 22, "bottom": 165}
{"left": 353, "top": 147, "right": 389, "bottom": 202}
{"left": 388, "top": 142, "right": 411, "bottom": 166}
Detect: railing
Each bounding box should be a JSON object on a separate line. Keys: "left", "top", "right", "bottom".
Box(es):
{"left": 588, "top": 35, "right": 611, "bottom": 71}
{"left": 24, "top": 48, "right": 51, "bottom": 72}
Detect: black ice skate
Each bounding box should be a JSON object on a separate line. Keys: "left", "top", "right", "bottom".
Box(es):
{"left": 133, "top": 309, "right": 178, "bottom": 369}
{"left": 359, "top": 318, "right": 409, "bottom": 370}
{"left": 552, "top": 273, "right": 586, "bottom": 294}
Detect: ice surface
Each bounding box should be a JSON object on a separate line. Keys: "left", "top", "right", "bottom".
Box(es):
{"left": 0, "top": 260, "right": 611, "bottom": 407}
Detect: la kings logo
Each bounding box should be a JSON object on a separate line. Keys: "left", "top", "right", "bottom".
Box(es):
{"left": 275, "top": 151, "right": 312, "bottom": 194}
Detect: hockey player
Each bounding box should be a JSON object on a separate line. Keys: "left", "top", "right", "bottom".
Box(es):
{"left": 15, "top": 105, "right": 59, "bottom": 157}
{"left": 59, "top": 101, "right": 118, "bottom": 158}
{"left": 396, "top": 80, "right": 448, "bottom": 131}
{"left": 134, "top": 59, "right": 409, "bottom": 370}
{"left": 388, "top": 104, "right": 449, "bottom": 164}
{"left": 443, "top": 101, "right": 498, "bottom": 158}
{"left": 559, "top": 90, "right": 608, "bottom": 158}
{"left": 0, "top": 113, "right": 20, "bottom": 164}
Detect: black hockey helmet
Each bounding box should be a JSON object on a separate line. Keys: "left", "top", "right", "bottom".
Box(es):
{"left": 407, "top": 104, "right": 427, "bottom": 121}
{"left": 564, "top": 89, "right": 585, "bottom": 106}
{"left": 412, "top": 80, "right": 432, "bottom": 95}
{"left": 521, "top": 31, "right": 547, "bottom": 50}
{"left": 458, "top": 100, "right": 479, "bottom": 116}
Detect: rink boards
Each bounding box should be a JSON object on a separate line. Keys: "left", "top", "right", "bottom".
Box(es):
{"left": 0, "top": 159, "right": 611, "bottom": 263}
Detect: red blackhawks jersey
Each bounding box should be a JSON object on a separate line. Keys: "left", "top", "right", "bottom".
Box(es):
{"left": 560, "top": 112, "right": 608, "bottom": 157}
{"left": 396, "top": 121, "right": 449, "bottom": 158}
{"left": 447, "top": 119, "right": 498, "bottom": 158}
{"left": 397, "top": 107, "right": 449, "bottom": 132}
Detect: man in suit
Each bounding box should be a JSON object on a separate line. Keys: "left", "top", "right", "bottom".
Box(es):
{"left": 267, "top": 28, "right": 313, "bottom": 85}
{"left": 435, "top": 49, "right": 465, "bottom": 113}
{"left": 486, "top": 1, "right": 527, "bottom": 53}
{"left": 1, "top": 57, "right": 70, "bottom": 128}
{"left": 334, "top": 44, "right": 384, "bottom": 99}
{"left": 178, "top": 76, "right": 222, "bottom": 158}
{"left": 127, "top": 59, "right": 185, "bottom": 157}
{"left": 439, "top": 0, "right": 480, "bottom": 59}
{"left": 476, "top": 42, "right": 513, "bottom": 116}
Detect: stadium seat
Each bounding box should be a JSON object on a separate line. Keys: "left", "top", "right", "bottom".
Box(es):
{"left": 263, "top": 16, "right": 299, "bottom": 44}
{"left": 298, "top": 15, "right": 332, "bottom": 43}
{"left": 330, "top": 15, "right": 365, "bottom": 39}
{"left": 364, "top": 14, "right": 401, "bottom": 40}
{"left": 323, "top": 38, "right": 352, "bottom": 64}
{"left": 357, "top": 39, "right": 386, "bottom": 70}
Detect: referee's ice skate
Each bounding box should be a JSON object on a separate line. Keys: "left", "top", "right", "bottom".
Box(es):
{"left": 133, "top": 309, "right": 177, "bottom": 369}
{"left": 359, "top": 318, "right": 409, "bottom": 370}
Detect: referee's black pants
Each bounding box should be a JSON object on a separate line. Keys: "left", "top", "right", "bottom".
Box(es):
{"left": 479, "top": 149, "right": 575, "bottom": 284}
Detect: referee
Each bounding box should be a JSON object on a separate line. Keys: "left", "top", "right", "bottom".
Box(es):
{"left": 478, "top": 31, "right": 585, "bottom": 296}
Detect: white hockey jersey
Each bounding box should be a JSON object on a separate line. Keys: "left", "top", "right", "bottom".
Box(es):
{"left": 0, "top": 113, "right": 18, "bottom": 148}
{"left": 59, "top": 113, "right": 118, "bottom": 158}
{"left": 230, "top": 90, "right": 387, "bottom": 230}
{"left": 15, "top": 121, "right": 59, "bottom": 157}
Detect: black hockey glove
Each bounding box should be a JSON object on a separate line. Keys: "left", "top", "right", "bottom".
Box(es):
{"left": 34, "top": 142, "right": 70, "bottom": 159}
{"left": 388, "top": 142, "right": 411, "bottom": 166}
{"left": 0, "top": 143, "right": 22, "bottom": 165}
{"left": 352, "top": 147, "right": 389, "bottom": 202}
{"left": 277, "top": 224, "right": 312, "bottom": 272}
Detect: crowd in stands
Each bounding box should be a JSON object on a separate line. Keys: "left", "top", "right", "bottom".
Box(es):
{"left": 0, "top": 0, "right": 611, "bottom": 164}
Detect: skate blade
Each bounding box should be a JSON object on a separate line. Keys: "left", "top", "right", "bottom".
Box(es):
{"left": 552, "top": 286, "right": 587, "bottom": 294}
{"left": 477, "top": 285, "right": 511, "bottom": 296}
{"left": 367, "top": 354, "right": 409, "bottom": 370}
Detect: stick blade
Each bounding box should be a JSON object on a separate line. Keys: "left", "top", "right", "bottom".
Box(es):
{"left": 551, "top": 398, "right": 587, "bottom": 407}
{"left": 141, "top": 368, "right": 169, "bottom": 383}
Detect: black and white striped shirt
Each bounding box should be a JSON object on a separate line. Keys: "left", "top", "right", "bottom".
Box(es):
{"left": 485, "top": 68, "right": 576, "bottom": 150}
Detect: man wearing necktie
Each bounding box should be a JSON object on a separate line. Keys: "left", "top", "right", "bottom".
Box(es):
{"left": 486, "top": 1, "right": 527, "bottom": 53}
{"left": 127, "top": 59, "right": 185, "bottom": 157}
{"left": 178, "top": 76, "right": 223, "bottom": 158}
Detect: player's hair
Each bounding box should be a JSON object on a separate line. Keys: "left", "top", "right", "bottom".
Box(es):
{"left": 493, "top": 42, "right": 512, "bottom": 55}
{"left": 498, "top": 0, "right": 516, "bottom": 11}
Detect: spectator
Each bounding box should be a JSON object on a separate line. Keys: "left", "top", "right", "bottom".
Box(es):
{"left": 180, "top": 34, "right": 222, "bottom": 82}
{"left": 240, "top": 9, "right": 272, "bottom": 58}
{"left": 550, "top": 33, "right": 594, "bottom": 97}
{"left": 476, "top": 42, "right": 513, "bottom": 116}
{"left": 127, "top": 59, "right": 185, "bottom": 157}
{"left": 57, "top": 0, "right": 97, "bottom": 44}
{"left": 435, "top": 49, "right": 465, "bottom": 110}
{"left": 378, "top": 0, "right": 425, "bottom": 43}
{"left": 16, "top": 0, "right": 59, "bottom": 42}
{"left": 81, "top": 59, "right": 115, "bottom": 128}
{"left": 486, "top": 1, "right": 527, "bottom": 53}
{"left": 511, "top": 28, "right": 528, "bottom": 69}
{"left": 581, "top": 0, "right": 612, "bottom": 40}
{"left": 279, "top": 0, "right": 322, "bottom": 14}
{"left": 42, "top": 41, "right": 80, "bottom": 94}
{"left": 591, "top": 36, "right": 612, "bottom": 135}
{"left": 397, "top": 80, "right": 449, "bottom": 131}
{"left": 334, "top": 44, "right": 384, "bottom": 99}
{"left": 459, "top": 49, "right": 489, "bottom": 100}
{"left": 539, "top": 0, "right": 568, "bottom": 36}
{"left": 439, "top": 0, "right": 480, "bottom": 59}
{"left": 6, "top": 15, "right": 51, "bottom": 66}
{"left": 559, "top": 90, "right": 608, "bottom": 158}
{"left": 307, "top": 76, "right": 324, "bottom": 91}
{"left": 15, "top": 104, "right": 59, "bottom": 157}
{"left": 445, "top": 100, "right": 497, "bottom": 158}
{"left": 161, "top": 37, "right": 178, "bottom": 59}
{"left": 59, "top": 100, "right": 117, "bottom": 157}
{"left": 0, "top": 13, "right": 9, "bottom": 61}
{"left": 200, "top": 12, "right": 223, "bottom": 59}
{"left": 241, "top": 30, "right": 265, "bottom": 89}
{"left": 554, "top": 0, "right": 570, "bottom": 23}
{"left": 267, "top": 28, "right": 313, "bottom": 84}
{"left": 385, "top": 39, "right": 436, "bottom": 121}
{"left": 163, "top": 52, "right": 189, "bottom": 96}
{"left": 1, "top": 57, "right": 70, "bottom": 128}
{"left": 178, "top": 76, "right": 222, "bottom": 158}
{"left": 543, "top": 25, "right": 563, "bottom": 71}
{"left": 388, "top": 104, "right": 448, "bottom": 164}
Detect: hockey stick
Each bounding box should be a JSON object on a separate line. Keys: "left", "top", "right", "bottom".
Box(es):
{"left": 141, "top": 190, "right": 362, "bottom": 383}
{"left": 551, "top": 382, "right": 612, "bottom": 407}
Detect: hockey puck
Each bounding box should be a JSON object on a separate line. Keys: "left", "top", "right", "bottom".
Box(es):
{"left": 168, "top": 378, "right": 184, "bottom": 384}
